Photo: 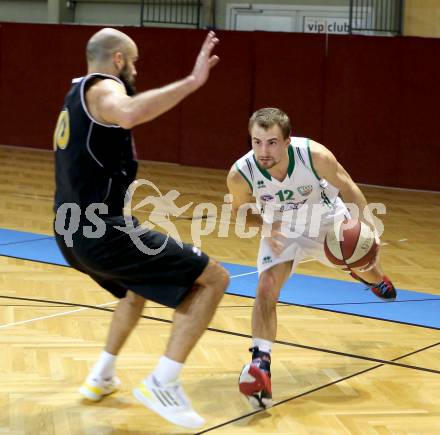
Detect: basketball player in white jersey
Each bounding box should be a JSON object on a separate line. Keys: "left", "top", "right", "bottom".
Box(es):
{"left": 227, "top": 107, "right": 396, "bottom": 410}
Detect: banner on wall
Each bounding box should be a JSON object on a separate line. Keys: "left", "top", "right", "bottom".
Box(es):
{"left": 303, "top": 17, "right": 350, "bottom": 34}
{"left": 226, "top": 4, "right": 372, "bottom": 34}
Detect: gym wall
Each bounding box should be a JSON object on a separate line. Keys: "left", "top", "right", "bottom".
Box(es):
{"left": 0, "top": 22, "right": 438, "bottom": 190}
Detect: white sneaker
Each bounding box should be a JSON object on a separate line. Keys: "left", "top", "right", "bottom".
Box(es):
{"left": 133, "top": 375, "right": 205, "bottom": 429}
{"left": 79, "top": 375, "right": 121, "bottom": 401}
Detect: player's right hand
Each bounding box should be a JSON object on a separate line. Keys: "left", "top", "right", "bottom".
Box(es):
{"left": 190, "top": 31, "right": 220, "bottom": 89}
{"left": 263, "top": 222, "right": 287, "bottom": 256}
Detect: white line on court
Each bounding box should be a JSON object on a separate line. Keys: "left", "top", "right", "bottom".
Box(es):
{"left": 228, "top": 257, "right": 318, "bottom": 279}
{"left": 0, "top": 268, "right": 290, "bottom": 329}
{"left": 0, "top": 241, "right": 396, "bottom": 330}
{"left": 0, "top": 300, "right": 118, "bottom": 329}
{"left": 0, "top": 272, "right": 260, "bottom": 329}
{"left": 230, "top": 271, "right": 258, "bottom": 278}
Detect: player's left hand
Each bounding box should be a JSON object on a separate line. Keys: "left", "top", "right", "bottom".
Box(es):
{"left": 190, "top": 31, "right": 220, "bottom": 89}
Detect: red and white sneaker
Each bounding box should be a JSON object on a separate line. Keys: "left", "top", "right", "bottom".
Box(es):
{"left": 239, "top": 347, "right": 272, "bottom": 409}
{"left": 370, "top": 276, "right": 396, "bottom": 300}
{"left": 350, "top": 272, "right": 397, "bottom": 301}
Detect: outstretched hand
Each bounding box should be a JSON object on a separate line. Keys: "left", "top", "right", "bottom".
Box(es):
{"left": 190, "top": 31, "right": 220, "bottom": 89}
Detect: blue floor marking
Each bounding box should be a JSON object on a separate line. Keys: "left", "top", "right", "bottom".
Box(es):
{"left": 0, "top": 228, "right": 53, "bottom": 246}
{"left": 226, "top": 262, "right": 440, "bottom": 329}
{"left": 1, "top": 228, "right": 439, "bottom": 329}
{"left": 0, "top": 229, "right": 68, "bottom": 266}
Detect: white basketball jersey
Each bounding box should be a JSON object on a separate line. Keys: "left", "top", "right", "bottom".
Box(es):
{"left": 234, "top": 137, "right": 343, "bottom": 226}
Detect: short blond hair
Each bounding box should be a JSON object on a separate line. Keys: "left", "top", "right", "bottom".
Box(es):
{"left": 248, "top": 108, "right": 292, "bottom": 139}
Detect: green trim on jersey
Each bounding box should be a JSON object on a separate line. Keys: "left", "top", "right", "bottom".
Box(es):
{"left": 307, "top": 139, "right": 321, "bottom": 180}
{"left": 296, "top": 146, "right": 306, "bottom": 166}
{"left": 252, "top": 154, "right": 272, "bottom": 180}
{"left": 252, "top": 144, "right": 295, "bottom": 180}
{"left": 287, "top": 145, "right": 295, "bottom": 177}
{"left": 321, "top": 191, "right": 334, "bottom": 209}
{"left": 235, "top": 163, "right": 253, "bottom": 192}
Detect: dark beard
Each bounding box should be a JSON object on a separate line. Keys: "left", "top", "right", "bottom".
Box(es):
{"left": 119, "top": 68, "right": 137, "bottom": 96}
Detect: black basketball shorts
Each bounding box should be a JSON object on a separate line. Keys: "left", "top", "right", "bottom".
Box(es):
{"left": 54, "top": 216, "right": 210, "bottom": 308}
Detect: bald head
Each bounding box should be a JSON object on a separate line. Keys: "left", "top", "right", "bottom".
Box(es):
{"left": 86, "top": 27, "right": 136, "bottom": 66}
{"left": 86, "top": 28, "right": 139, "bottom": 95}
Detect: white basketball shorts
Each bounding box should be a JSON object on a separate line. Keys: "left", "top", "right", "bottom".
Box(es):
{"left": 257, "top": 198, "right": 350, "bottom": 275}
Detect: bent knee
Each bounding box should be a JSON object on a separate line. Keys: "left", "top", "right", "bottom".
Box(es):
{"left": 125, "top": 290, "right": 146, "bottom": 307}
{"left": 197, "top": 259, "right": 229, "bottom": 292}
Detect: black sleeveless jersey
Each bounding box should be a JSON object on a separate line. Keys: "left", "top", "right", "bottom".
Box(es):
{"left": 54, "top": 73, "right": 138, "bottom": 216}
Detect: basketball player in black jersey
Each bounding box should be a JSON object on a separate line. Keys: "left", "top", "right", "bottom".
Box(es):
{"left": 53, "top": 28, "right": 229, "bottom": 430}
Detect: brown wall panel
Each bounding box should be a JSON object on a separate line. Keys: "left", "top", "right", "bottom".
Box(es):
{"left": 0, "top": 23, "right": 93, "bottom": 149}
{"left": 0, "top": 24, "right": 184, "bottom": 161}
{"left": 323, "top": 35, "right": 402, "bottom": 187}
{"left": 1, "top": 23, "right": 439, "bottom": 190}
{"left": 179, "top": 30, "right": 253, "bottom": 169}
{"left": 398, "top": 37, "right": 440, "bottom": 190}
{"left": 253, "top": 32, "right": 326, "bottom": 142}
{"left": 123, "top": 27, "right": 185, "bottom": 164}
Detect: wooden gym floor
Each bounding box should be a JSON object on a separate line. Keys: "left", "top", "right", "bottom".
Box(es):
{"left": 0, "top": 145, "right": 439, "bottom": 434}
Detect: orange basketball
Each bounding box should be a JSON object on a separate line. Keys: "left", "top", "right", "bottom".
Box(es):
{"left": 324, "top": 219, "right": 378, "bottom": 269}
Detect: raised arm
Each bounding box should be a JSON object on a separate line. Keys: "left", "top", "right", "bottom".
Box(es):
{"left": 87, "top": 31, "right": 220, "bottom": 129}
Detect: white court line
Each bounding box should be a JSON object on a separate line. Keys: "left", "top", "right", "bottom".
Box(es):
{"left": 0, "top": 268, "right": 289, "bottom": 329}
{"left": 230, "top": 270, "right": 258, "bottom": 279}
{"left": 0, "top": 300, "right": 118, "bottom": 329}
{"left": 229, "top": 257, "right": 317, "bottom": 279}
{"left": 0, "top": 273, "right": 258, "bottom": 329}
{"left": 0, "top": 272, "right": 256, "bottom": 329}
{"left": 0, "top": 244, "right": 392, "bottom": 330}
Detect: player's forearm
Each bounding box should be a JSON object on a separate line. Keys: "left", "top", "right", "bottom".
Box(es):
{"left": 120, "top": 76, "right": 198, "bottom": 128}
{"left": 340, "top": 184, "right": 377, "bottom": 231}
{"left": 231, "top": 205, "right": 264, "bottom": 230}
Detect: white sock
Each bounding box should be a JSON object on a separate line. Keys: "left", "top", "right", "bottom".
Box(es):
{"left": 252, "top": 338, "right": 273, "bottom": 354}
{"left": 90, "top": 351, "right": 116, "bottom": 380}
{"left": 152, "top": 356, "right": 184, "bottom": 385}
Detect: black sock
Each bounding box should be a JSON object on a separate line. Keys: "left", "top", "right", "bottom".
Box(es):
{"left": 250, "top": 346, "right": 271, "bottom": 372}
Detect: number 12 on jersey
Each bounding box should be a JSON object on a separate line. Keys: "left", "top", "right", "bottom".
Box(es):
{"left": 275, "top": 189, "right": 294, "bottom": 201}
